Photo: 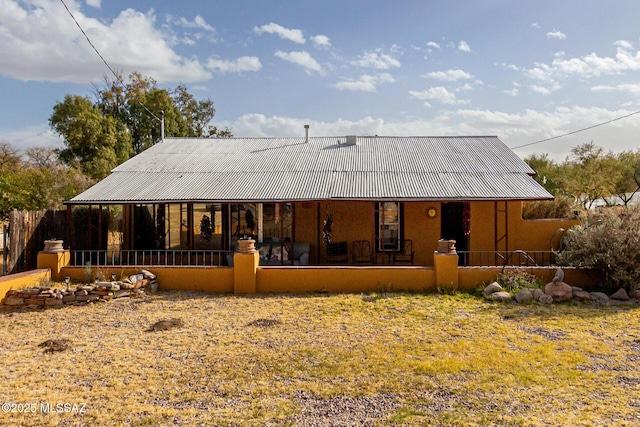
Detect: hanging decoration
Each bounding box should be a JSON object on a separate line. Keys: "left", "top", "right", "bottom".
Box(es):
{"left": 322, "top": 213, "right": 333, "bottom": 244}
{"left": 463, "top": 202, "right": 471, "bottom": 236}
{"left": 200, "top": 214, "right": 213, "bottom": 241}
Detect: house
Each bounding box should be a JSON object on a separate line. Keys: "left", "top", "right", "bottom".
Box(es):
{"left": 65, "top": 133, "right": 577, "bottom": 268}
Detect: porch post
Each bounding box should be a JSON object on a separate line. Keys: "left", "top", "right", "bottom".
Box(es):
{"left": 434, "top": 239, "right": 459, "bottom": 289}
{"left": 233, "top": 239, "right": 259, "bottom": 294}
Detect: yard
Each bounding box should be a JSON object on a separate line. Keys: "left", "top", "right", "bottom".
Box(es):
{"left": 0, "top": 291, "right": 639, "bottom": 426}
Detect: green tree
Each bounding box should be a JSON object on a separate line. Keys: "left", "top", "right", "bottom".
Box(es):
{"left": 50, "top": 94, "right": 133, "bottom": 179}
{"left": 612, "top": 150, "right": 640, "bottom": 206}
{"left": 524, "top": 153, "right": 563, "bottom": 195}
{"left": 0, "top": 143, "right": 94, "bottom": 219}
{"left": 564, "top": 142, "right": 621, "bottom": 209}
{"left": 95, "top": 73, "right": 232, "bottom": 154}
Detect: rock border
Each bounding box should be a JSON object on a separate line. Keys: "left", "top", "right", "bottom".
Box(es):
{"left": 2, "top": 270, "right": 157, "bottom": 309}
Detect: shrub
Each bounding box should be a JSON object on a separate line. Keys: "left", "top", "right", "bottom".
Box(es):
{"left": 556, "top": 209, "right": 640, "bottom": 292}
{"left": 496, "top": 268, "right": 544, "bottom": 293}
{"left": 522, "top": 196, "right": 577, "bottom": 219}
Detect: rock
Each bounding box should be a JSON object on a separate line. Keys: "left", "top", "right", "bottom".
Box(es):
{"left": 483, "top": 282, "right": 502, "bottom": 296}
{"left": 75, "top": 295, "right": 90, "bottom": 302}
{"left": 572, "top": 286, "right": 584, "bottom": 292}
{"left": 545, "top": 281, "right": 573, "bottom": 302}
{"left": 62, "top": 294, "right": 76, "bottom": 303}
{"left": 490, "top": 291, "right": 512, "bottom": 302}
{"left": 5, "top": 289, "right": 19, "bottom": 297}
{"left": 532, "top": 289, "right": 545, "bottom": 301}
{"left": 25, "top": 298, "right": 44, "bottom": 306}
{"left": 114, "top": 290, "right": 130, "bottom": 298}
{"left": 573, "top": 290, "right": 592, "bottom": 302}
{"left": 44, "top": 298, "right": 63, "bottom": 306}
{"left": 538, "top": 294, "right": 554, "bottom": 304}
{"left": 610, "top": 288, "right": 630, "bottom": 301}
{"left": 140, "top": 269, "right": 156, "bottom": 280}
{"left": 129, "top": 275, "right": 138, "bottom": 284}
{"left": 149, "top": 282, "right": 158, "bottom": 293}
{"left": 110, "top": 283, "right": 120, "bottom": 291}
{"left": 75, "top": 289, "right": 88, "bottom": 296}
{"left": 515, "top": 288, "right": 533, "bottom": 304}
{"left": 119, "top": 282, "right": 134, "bottom": 290}
{"left": 3, "top": 296, "right": 25, "bottom": 306}
{"left": 591, "top": 292, "right": 609, "bottom": 305}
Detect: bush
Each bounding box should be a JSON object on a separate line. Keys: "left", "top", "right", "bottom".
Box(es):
{"left": 496, "top": 269, "right": 544, "bottom": 293}
{"left": 556, "top": 209, "right": 640, "bottom": 292}
{"left": 522, "top": 196, "right": 577, "bottom": 219}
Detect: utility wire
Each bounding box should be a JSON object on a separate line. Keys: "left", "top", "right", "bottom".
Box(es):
{"left": 511, "top": 109, "right": 640, "bottom": 150}
{"left": 58, "top": 0, "right": 161, "bottom": 122}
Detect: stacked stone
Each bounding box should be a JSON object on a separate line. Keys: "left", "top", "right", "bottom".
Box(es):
{"left": 2, "top": 270, "right": 157, "bottom": 308}
{"left": 483, "top": 281, "right": 640, "bottom": 305}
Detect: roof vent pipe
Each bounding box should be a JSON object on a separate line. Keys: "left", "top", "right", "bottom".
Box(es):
{"left": 160, "top": 110, "right": 165, "bottom": 142}
{"left": 346, "top": 135, "right": 357, "bottom": 146}
{"left": 304, "top": 124, "right": 309, "bottom": 143}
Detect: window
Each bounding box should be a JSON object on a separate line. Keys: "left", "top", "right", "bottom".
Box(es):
{"left": 376, "top": 202, "right": 402, "bottom": 251}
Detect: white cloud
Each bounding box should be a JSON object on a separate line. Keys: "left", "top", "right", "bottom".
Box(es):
{"left": 166, "top": 14, "right": 216, "bottom": 33}
{"left": 0, "top": 0, "right": 211, "bottom": 83}
{"left": 503, "top": 88, "right": 519, "bottom": 97}
{"left": 614, "top": 40, "right": 634, "bottom": 50}
{"left": 424, "top": 69, "right": 473, "bottom": 81}
{"left": 206, "top": 56, "right": 261, "bottom": 73}
{"left": 530, "top": 22, "right": 541, "bottom": 29}
{"left": 86, "top": 0, "right": 101, "bottom": 8}
{"left": 525, "top": 43, "right": 640, "bottom": 81}
{"left": 331, "top": 73, "right": 396, "bottom": 92}
{"left": 253, "top": 22, "right": 305, "bottom": 44}
{"left": 458, "top": 41, "right": 471, "bottom": 52}
{"left": 409, "top": 87, "right": 462, "bottom": 105}
{"left": 275, "top": 51, "right": 324, "bottom": 74}
{"left": 311, "top": 35, "right": 331, "bottom": 49}
{"left": 353, "top": 49, "right": 401, "bottom": 69}
{"left": 426, "top": 41, "right": 441, "bottom": 50}
{"left": 546, "top": 30, "right": 567, "bottom": 40}
{"left": 592, "top": 83, "right": 640, "bottom": 94}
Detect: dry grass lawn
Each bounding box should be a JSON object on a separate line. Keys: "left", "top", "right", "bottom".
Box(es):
{"left": 1, "top": 290, "right": 639, "bottom": 426}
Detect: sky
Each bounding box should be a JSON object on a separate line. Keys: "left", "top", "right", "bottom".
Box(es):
{"left": 2, "top": 0, "right": 640, "bottom": 161}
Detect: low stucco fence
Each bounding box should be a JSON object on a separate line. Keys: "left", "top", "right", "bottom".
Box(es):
{"left": 0, "top": 247, "right": 600, "bottom": 304}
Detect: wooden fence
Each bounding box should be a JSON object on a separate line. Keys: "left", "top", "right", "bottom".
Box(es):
{"left": 6, "top": 210, "right": 68, "bottom": 275}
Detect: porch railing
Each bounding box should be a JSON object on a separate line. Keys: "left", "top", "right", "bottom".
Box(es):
{"left": 70, "top": 250, "right": 231, "bottom": 267}
{"left": 457, "top": 250, "right": 557, "bottom": 267}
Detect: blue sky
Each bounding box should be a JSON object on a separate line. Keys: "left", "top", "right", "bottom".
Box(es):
{"left": 2, "top": 0, "right": 640, "bottom": 160}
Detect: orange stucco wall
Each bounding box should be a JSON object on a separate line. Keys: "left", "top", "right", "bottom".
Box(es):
{"left": 257, "top": 266, "right": 436, "bottom": 293}
{"left": 59, "top": 266, "right": 234, "bottom": 293}
{"left": 0, "top": 269, "right": 51, "bottom": 302}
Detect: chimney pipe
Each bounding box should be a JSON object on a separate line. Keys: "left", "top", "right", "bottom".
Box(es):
{"left": 304, "top": 124, "right": 309, "bottom": 143}
{"left": 160, "top": 110, "right": 165, "bottom": 142}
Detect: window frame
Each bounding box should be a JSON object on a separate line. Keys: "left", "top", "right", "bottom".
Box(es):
{"left": 375, "top": 201, "right": 403, "bottom": 252}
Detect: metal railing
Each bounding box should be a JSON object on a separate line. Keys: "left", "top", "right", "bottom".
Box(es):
{"left": 457, "top": 250, "right": 557, "bottom": 267}
{"left": 70, "top": 250, "right": 231, "bottom": 267}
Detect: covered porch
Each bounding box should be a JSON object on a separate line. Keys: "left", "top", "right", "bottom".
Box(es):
{"left": 64, "top": 199, "right": 576, "bottom": 269}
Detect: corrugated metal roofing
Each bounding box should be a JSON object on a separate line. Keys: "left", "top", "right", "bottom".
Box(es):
{"left": 68, "top": 136, "right": 552, "bottom": 204}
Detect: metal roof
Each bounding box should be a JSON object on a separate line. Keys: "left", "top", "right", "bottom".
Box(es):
{"left": 68, "top": 136, "right": 552, "bottom": 204}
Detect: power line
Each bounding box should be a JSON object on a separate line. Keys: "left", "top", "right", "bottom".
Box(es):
{"left": 511, "top": 109, "right": 640, "bottom": 150}
{"left": 58, "top": 0, "right": 161, "bottom": 122}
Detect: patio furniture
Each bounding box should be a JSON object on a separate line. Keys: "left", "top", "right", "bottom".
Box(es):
{"left": 326, "top": 241, "right": 348, "bottom": 263}
{"left": 393, "top": 240, "right": 415, "bottom": 265}
{"left": 352, "top": 240, "right": 374, "bottom": 264}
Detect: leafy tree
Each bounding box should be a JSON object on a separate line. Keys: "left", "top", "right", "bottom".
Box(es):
{"left": 0, "top": 142, "right": 21, "bottom": 171}
{"left": 563, "top": 142, "right": 621, "bottom": 209}
{"left": 612, "top": 150, "right": 640, "bottom": 206}
{"left": 95, "top": 72, "right": 232, "bottom": 154}
{"left": 0, "top": 143, "right": 94, "bottom": 219}
{"left": 525, "top": 153, "right": 563, "bottom": 195}
{"left": 50, "top": 94, "right": 133, "bottom": 179}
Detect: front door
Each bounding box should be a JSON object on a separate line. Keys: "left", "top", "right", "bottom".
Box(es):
{"left": 441, "top": 202, "right": 469, "bottom": 253}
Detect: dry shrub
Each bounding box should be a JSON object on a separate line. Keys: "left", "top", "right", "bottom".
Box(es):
{"left": 557, "top": 208, "right": 640, "bottom": 292}
{"left": 522, "top": 196, "right": 577, "bottom": 219}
